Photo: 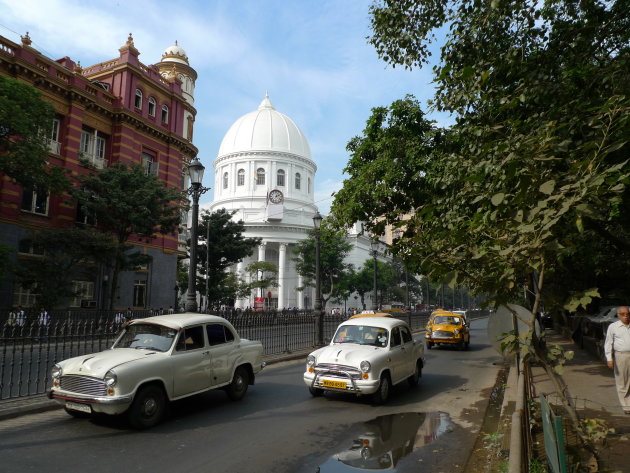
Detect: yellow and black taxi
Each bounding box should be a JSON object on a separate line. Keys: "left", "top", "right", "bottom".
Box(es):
{"left": 425, "top": 312, "right": 470, "bottom": 350}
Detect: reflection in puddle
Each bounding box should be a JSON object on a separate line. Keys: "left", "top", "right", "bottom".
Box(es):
{"left": 316, "top": 412, "right": 451, "bottom": 472}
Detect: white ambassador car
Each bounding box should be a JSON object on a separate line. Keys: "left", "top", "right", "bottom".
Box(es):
{"left": 48, "top": 313, "right": 264, "bottom": 428}
{"left": 304, "top": 313, "right": 425, "bottom": 404}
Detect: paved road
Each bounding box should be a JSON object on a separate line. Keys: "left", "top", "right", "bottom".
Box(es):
{"left": 0, "top": 318, "right": 502, "bottom": 473}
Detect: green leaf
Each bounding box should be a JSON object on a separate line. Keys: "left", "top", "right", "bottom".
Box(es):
{"left": 576, "top": 217, "right": 583, "bottom": 233}
{"left": 491, "top": 193, "right": 505, "bottom": 206}
{"left": 539, "top": 180, "right": 555, "bottom": 195}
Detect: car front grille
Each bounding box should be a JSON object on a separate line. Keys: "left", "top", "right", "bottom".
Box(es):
{"left": 60, "top": 375, "right": 107, "bottom": 396}
{"left": 432, "top": 331, "right": 454, "bottom": 338}
{"left": 315, "top": 363, "right": 362, "bottom": 380}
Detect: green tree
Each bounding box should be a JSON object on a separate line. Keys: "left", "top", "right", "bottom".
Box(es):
{"left": 350, "top": 263, "right": 374, "bottom": 310}
{"left": 362, "top": 1, "right": 630, "bottom": 307}
{"left": 14, "top": 227, "right": 117, "bottom": 309}
{"left": 246, "top": 261, "right": 278, "bottom": 308}
{"left": 73, "top": 163, "right": 184, "bottom": 309}
{"left": 196, "top": 209, "right": 261, "bottom": 308}
{"left": 293, "top": 224, "right": 353, "bottom": 310}
{"left": 332, "top": 0, "right": 630, "bottom": 455}
{"left": 0, "top": 75, "right": 69, "bottom": 193}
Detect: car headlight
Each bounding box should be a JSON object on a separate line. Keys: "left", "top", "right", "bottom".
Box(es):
{"left": 360, "top": 360, "right": 371, "bottom": 373}
{"left": 51, "top": 363, "right": 62, "bottom": 379}
{"left": 307, "top": 355, "right": 316, "bottom": 367}
{"left": 104, "top": 370, "right": 117, "bottom": 387}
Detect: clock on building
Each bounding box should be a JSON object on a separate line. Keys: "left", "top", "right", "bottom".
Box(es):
{"left": 268, "top": 189, "right": 284, "bottom": 204}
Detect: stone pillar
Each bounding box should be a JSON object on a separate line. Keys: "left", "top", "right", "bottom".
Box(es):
{"left": 298, "top": 274, "right": 304, "bottom": 310}
{"left": 278, "top": 243, "right": 286, "bottom": 309}
{"left": 257, "top": 242, "right": 266, "bottom": 302}
{"left": 235, "top": 261, "right": 244, "bottom": 309}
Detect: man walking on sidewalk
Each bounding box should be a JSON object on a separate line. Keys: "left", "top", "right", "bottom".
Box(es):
{"left": 604, "top": 305, "right": 630, "bottom": 414}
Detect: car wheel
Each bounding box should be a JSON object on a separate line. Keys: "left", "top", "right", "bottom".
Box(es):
{"left": 128, "top": 385, "right": 166, "bottom": 429}
{"left": 407, "top": 361, "right": 421, "bottom": 387}
{"left": 64, "top": 407, "right": 91, "bottom": 419}
{"left": 226, "top": 366, "right": 249, "bottom": 401}
{"left": 309, "top": 386, "right": 324, "bottom": 397}
{"left": 372, "top": 373, "right": 391, "bottom": 405}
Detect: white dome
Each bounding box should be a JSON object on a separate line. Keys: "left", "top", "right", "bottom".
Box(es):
{"left": 161, "top": 41, "right": 188, "bottom": 65}
{"left": 218, "top": 94, "right": 311, "bottom": 159}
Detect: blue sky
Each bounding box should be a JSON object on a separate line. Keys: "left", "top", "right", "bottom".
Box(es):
{"left": 1, "top": 0, "right": 449, "bottom": 215}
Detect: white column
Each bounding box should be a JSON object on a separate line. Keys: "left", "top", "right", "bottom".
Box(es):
{"left": 257, "top": 242, "right": 266, "bottom": 301}
{"left": 298, "top": 274, "right": 304, "bottom": 310}
{"left": 278, "top": 243, "right": 286, "bottom": 309}
{"left": 235, "top": 261, "right": 244, "bottom": 309}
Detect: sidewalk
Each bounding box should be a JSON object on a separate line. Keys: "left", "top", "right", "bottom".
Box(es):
{"left": 506, "top": 330, "right": 630, "bottom": 472}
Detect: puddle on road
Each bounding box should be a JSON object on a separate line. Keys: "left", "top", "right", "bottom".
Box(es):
{"left": 315, "top": 412, "right": 452, "bottom": 472}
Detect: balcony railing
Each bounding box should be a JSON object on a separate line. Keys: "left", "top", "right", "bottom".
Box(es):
{"left": 47, "top": 139, "right": 61, "bottom": 155}
{"left": 78, "top": 151, "right": 107, "bottom": 169}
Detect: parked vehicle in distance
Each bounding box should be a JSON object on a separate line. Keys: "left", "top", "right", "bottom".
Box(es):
{"left": 48, "top": 313, "right": 264, "bottom": 428}
{"left": 304, "top": 313, "right": 425, "bottom": 404}
{"left": 425, "top": 312, "right": 470, "bottom": 350}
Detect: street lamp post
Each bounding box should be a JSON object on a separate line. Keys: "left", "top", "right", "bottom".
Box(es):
{"left": 313, "top": 211, "right": 323, "bottom": 345}
{"left": 185, "top": 157, "right": 209, "bottom": 313}
{"left": 370, "top": 238, "right": 379, "bottom": 311}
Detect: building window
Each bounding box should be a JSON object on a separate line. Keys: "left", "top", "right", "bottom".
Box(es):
{"left": 135, "top": 89, "right": 143, "bottom": 109}
{"left": 71, "top": 281, "right": 95, "bottom": 308}
{"left": 223, "top": 172, "right": 229, "bottom": 189}
{"left": 47, "top": 117, "right": 61, "bottom": 154}
{"left": 148, "top": 97, "right": 156, "bottom": 116}
{"left": 76, "top": 203, "right": 96, "bottom": 226}
{"left": 277, "top": 169, "right": 285, "bottom": 187}
{"left": 161, "top": 105, "right": 169, "bottom": 124}
{"left": 79, "top": 129, "right": 107, "bottom": 169}
{"left": 295, "top": 172, "right": 301, "bottom": 190}
{"left": 18, "top": 238, "right": 44, "bottom": 255}
{"left": 13, "top": 284, "right": 39, "bottom": 308}
{"left": 237, "top": 169, "right": 245, "bottom": 186}
{"left": 21, "top": 187, "right": 49, "bottom": 215}
{"left": 133, "top": 280, "right": 147, "bottom": 307}
{"left": 256, "top": 168, "right": 265, "bottom": 185}
{"left": 142, "top": 152, "right": 158, "bottom": 176}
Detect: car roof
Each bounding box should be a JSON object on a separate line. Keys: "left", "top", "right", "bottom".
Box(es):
{"left": 349, "top": 310, "right": 394, "bottom": 319}
{"left": 130, "top": 313, "right": 230, "bottom": 330}
{"left": 341, "top": 316, "right": 408, "bottom": 329}
{"left": 431, "top": 314, "right": 463, "bottom": 323}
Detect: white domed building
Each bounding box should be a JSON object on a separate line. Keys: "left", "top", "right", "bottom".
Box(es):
{"left": 209, "top": 94, "right": 320, "bottom": 310}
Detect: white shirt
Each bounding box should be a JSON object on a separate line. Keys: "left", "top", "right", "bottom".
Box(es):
{"left": 604, "top": 320, "right": 630, "bottom": 362}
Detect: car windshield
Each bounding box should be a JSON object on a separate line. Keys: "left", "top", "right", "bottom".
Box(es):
{"left": 333, "top": 325, "right": 389, "bottom": 347}
{"left": 434, "top": 316, "right": 461, "bottom": 325}
{"left": 113, "top": 323, "right": 178, "bottom": 352}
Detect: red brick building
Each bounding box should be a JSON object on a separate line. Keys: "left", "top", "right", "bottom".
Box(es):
{"left": 0, "top": 33, "right": 198, "bottom": 310}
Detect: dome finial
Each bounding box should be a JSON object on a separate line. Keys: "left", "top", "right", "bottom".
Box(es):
{"left": 258, "top": 92, "right": 274, "bottom": 110}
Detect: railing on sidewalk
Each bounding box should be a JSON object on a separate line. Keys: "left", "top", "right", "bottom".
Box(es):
{"left": 508, "top": 359, "right": 534, "bottom": 473}
{"left": 0, "top": 308, "right": 431, "bottom": 401}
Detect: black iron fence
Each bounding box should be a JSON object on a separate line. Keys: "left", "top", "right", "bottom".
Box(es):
{"left": 0, "top": 309, "right": 432, "bottom": 401}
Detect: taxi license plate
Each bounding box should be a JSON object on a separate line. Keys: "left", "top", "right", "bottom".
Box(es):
{"left": 322, "top": 379, "right": 347, "bottom": 389}
{"left": 66, "top": 401, "right": 92, "bottom": 414}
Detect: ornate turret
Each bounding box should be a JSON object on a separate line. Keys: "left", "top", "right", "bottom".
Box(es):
{"left": 156, "top": 41, "right": 197, "bottom": 106}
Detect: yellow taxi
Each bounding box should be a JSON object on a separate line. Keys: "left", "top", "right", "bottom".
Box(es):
{"left": 425, "top": 311, "right": 470, "bottom": 350}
